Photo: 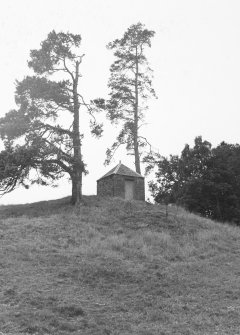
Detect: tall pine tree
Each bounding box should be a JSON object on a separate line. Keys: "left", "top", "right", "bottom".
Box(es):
{"left": 94, "top": 23, "right": 156, "bottom": 174}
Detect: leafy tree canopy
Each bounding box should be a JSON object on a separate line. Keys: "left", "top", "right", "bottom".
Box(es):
{"left": 146, "top": 137, "right": 240, "bottom": 224}
{"left": 0, "top": 31, "right": 102, "bottom": 204}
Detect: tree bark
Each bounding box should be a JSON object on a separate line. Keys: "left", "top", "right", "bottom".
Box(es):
{"left": 71, "top": 60, "right": 82, "bottom": 205}
{"left": 134, "top": 47, "right": 141, "bottom": 175}
{"left": 71, "top": 171, "right": 82, "bottom": 205}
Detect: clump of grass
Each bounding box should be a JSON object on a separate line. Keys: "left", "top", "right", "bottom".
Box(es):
{"left": 56, "top": 305, "right": 85, "bottom": 317}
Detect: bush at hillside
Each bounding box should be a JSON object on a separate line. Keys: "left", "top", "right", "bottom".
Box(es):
{"left": 148, "top": 137, "right": 240, "bottom": 224}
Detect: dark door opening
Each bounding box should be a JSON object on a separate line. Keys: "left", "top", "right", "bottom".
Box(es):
{"left": 125, "top": 180, "right": 134, "bottom": 200}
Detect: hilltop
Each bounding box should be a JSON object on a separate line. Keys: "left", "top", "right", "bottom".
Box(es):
{"left": 0, "top": 196, "right": 240, "bottom": 335}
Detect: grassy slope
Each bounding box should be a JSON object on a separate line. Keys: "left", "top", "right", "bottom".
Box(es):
{"left": 0, "top": 196, "right": 240, "bottom": 335}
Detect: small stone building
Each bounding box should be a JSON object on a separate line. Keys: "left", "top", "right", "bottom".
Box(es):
{"left": 97, "top": 162, "right": 145, "bottom": 201}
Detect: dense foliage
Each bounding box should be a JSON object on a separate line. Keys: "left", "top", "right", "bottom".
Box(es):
{"left": 0, "top": 31, "right": 102, "bottom": 204}
{"left": 147, "top": 137, "right": 240, "bottom": 224}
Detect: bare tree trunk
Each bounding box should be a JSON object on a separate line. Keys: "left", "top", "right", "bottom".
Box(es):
{"left": 134, "top": 126, "right": 141, "bottom": 174}
{"left": 71, "top": 171, "right": 82, "bottom": 205}
{"left": 134, "top": 48, "right": 141, "bottom": 175}
{"left": 71, "top": 60, "right": 83, "bottom": 205}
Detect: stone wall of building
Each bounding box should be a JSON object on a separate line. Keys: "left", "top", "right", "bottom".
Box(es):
{"left": 97, "top": 176, "right": 114, "bottom": 197}
{"left": 97, "top": 174, "right": 145, "bottom": 201}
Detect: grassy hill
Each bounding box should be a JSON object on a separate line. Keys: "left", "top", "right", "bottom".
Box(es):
{"left": 0, "top": 196, "right": 240, "bottom": 335}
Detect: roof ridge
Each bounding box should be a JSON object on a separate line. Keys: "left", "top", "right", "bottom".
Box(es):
{"left": 97, "top": 162, "right": 144, "bottom": 181}
{"left": 119, "top": 163, "right": 143, "bottom": 177}
{"left": 113, "top": 162, "right": 121, "bottom": 174}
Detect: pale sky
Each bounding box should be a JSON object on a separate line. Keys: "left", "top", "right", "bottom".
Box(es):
{"left": 0, "top": 0, "right": 240, "bottom": 204}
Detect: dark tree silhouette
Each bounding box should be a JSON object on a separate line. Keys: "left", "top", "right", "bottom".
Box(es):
{"left": 0, "top": 31, "right": 102, "bottom": 204}
{"left": 147, "top": 137, "right": 240, "bottom": 224}
{"left": 94, "top": 23, "right": 156, "bottom": 174}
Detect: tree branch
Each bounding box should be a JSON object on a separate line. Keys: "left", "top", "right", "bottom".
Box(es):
{"left": 63, "top": 57, "right": 75, "bottom": 81}
{"left": 40, "top": 123, "right": 73, "bottom": 137}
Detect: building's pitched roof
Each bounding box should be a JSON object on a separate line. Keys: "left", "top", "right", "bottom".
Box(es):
{"left": 98, "top": 162, "right": 144, "bottom": 181}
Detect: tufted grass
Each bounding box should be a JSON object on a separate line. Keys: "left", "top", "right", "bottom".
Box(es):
{"left": 0, "top": 196, "right": 240, "bottom": 334}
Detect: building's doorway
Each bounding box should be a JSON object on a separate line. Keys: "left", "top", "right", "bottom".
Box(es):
{"left": 125, "top": 180, "right": 134, "bottom": 200}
